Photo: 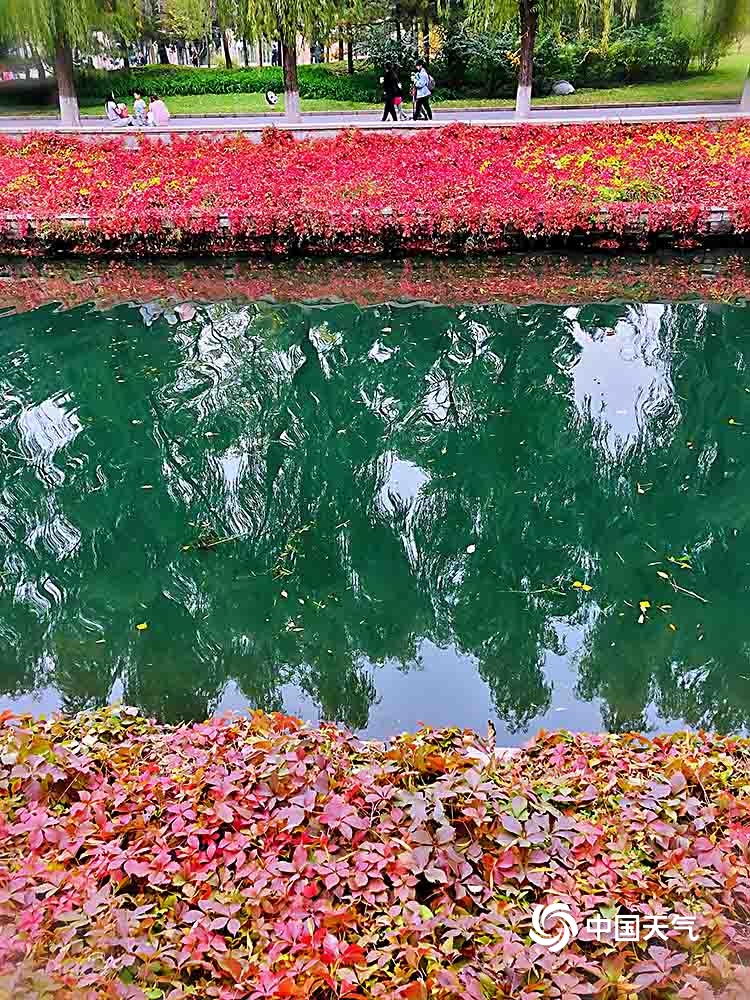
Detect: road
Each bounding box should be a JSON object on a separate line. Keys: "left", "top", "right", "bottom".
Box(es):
{"left": 0, "top": 100, "right": 744, "bottom": 132}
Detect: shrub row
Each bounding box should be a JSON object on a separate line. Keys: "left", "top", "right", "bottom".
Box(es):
{"left": 0, "top": 122, "right": 746, "bottom": 258}
{"left": 440, "top": 27, "right": 693, "bottom": 97}
{"left": 3, "top": 707, "right": 750, "bottom": 999}
{"left": 75, "top": 63, "right": 380, "bottom": 103}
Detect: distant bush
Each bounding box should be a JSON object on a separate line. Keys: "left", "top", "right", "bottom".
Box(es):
{"left": 436, "top": 26, "right": 693, "bottom": 97}
{"left": 354, "top": 22, "right": 419, "bottom": 75}
{"left": 575, "top": 28, "right": 692, "bottom": 88}
{"left": 75, "top": 64, "right": 380, "bottom": 104}
{"left": 0, "top": 79, "right": 57, "bottom": 107}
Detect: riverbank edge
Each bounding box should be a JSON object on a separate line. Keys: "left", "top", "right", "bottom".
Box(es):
{"left": 0, "top": 204, "right": 743, "bottom": 258}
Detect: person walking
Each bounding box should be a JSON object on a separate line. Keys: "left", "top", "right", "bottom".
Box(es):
{"left": 381, "top": 63, "right": 401, "bottom": 122}
{"left": 413, "top": 59, "right": 433, "bottom": 121}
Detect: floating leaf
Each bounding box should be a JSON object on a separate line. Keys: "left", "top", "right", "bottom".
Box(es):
{"left": 639, "top": 600, "right": 651, "bottom": 612}
{"left": 466, "top": 544, "right": 476, "bottom": 554}
{"left": 581, "top": 583, "right": 593, "bottom": 592}
{"left": 135, "top": 622, "right": 148, "bottom": 631}
{"left": 668, "top": 623, "right": 677, "bottom": 631}
{"left": 572, "top": 580, "right": 583, "bottom": 588}
{"left": 657, "top": 571, "right": 670, "bottom": 580}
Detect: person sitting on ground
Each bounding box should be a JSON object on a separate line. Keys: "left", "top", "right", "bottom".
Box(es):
{"left": 105, "top": 93, "right": 132, "bottom": 126}
{"left": 132, "top": 91, "right": 147, "bottom": 126}
{"left": 412, "top": 60, "right": 433, "bottom": 121}
{"left": 147, "top": 95, "right": 171, "bottom": 127}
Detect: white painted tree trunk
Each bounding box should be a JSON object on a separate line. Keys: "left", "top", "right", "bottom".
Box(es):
{"left": 282, "top": 37, "right": 302, "bottom": 123}
{"left": 59, "top": 95, "right": 81, "bottom": 126}
{"left": 515, "top": 0, "right": 537, "bottom": 121}
{"left": 515, "top": 83, "right": 532, "bottom": 119}
{"left": 742, "top": 66, "right": 750, "bottom": 113}
{"left": 285, "top": 89, "right": 301, "bottom": 122}
{"left": 55, "top": 38, "right": 80, "bottom": 126}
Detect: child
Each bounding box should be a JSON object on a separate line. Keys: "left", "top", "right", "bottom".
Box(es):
{"left": 133, "top": 91, "right": 147, "bottom": 126}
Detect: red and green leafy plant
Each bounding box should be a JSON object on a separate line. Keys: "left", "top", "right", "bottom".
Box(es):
{"left": 2, "top": 707, "right": 750, "bottom": 998}
{"left": 0, "top": 121, "right": 749, "bottom": 255}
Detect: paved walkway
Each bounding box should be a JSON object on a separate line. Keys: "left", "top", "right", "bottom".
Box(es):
{"left": 0, "top": 100, "right": 745, "bottom": 133}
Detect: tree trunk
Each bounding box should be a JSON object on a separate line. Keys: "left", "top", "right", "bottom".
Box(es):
{"left": 258, "top": 42, "right": 263, "bottom": 67}
{"left": 282, "top": 35, "right": 300, "bottom": 122}
{"left": 516, "top": 0, "right": 538, "bottom": 119}
{"left": 395, "top": 3, "right": 402, "bottom": 43}
{"left": 206, "top": 36, "right": 211, "bottom": 67}
{"left": 338, "top": 28, "right": 344, "bottom": 62}
{"left": 222, "top": 30, "right": 232, "bottom": 68}
{"left": 422, "top": 11, "right": 430, "bottom": 64}
{"left": 34, "top": 49, "right": 46, "bottom": 80}
{"left": 346, "top": 36, "right": 353, "bottom": 75}
{"left": 54, "top": 36, "right": 80, "bottom": 126}
{"left": 743, "top": 64, "right": 750, "bottom": 112}
{"left": 242, "top": 37, "right": 249, "bottom": 66}
{"left": 158, "top": 41, "right": 169, "bottom": 64}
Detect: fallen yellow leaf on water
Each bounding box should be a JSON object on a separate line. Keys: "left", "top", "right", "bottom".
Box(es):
{"left": 657, "top": 571, "right": 670, "bottom": 580}
{"left": 639, "top": 600, "right": 651, "bottom": 612}
{"left": 581, "top": 584, "right": 593, "bottom": 592}
{"left": 136, "top": 622, "right": 148, "bottom": 631}
{"left": 572, "top": 581, "right": 583, "bottom": 588}
{"left": 669, "top": 623, "right": 677, "bottom": 632}
{"left": 729, "top": 418, "right": 742, "bottom": 426}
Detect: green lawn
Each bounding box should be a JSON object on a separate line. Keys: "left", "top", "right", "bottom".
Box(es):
{"left": 441, "top": 46, "right": 749, "bottom": 108}
{"left": 0, "top": 46, "right": 746, "bottom": 118}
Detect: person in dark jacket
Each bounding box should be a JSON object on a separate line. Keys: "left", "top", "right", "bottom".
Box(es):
{"left": 381, "top": 63, "right": 401, "bottom": 122}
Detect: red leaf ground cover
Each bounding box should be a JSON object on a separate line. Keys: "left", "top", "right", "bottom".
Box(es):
{"left": 1, "top": 254, "right": 750, "bottom": 314}
{"left": 2, "top": 709, "right": 750, "bottom": 999}
{"left": 0, "top": 122, "right": 749, "bottom": 255}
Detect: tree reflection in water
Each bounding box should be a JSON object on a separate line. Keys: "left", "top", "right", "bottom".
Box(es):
{"left": 1, "top": 286, "right": 749, "bottom": 741}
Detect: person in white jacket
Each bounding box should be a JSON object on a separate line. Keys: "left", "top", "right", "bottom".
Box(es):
{"left": 412, "top": 60, "right": 433, "bottom": 121}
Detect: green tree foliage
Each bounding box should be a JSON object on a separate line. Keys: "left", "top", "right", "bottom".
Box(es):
{"left": 662, "top": 0, "right": 750, "bottom": 72}
{"left": 0, "top": 0, "right": 139, "bottom": 122}
{"left": 463, "top": 0, "right": 637, "bottom": 114}
{"left": 163, "top": 0, "right": 210, "bottom": 47}
{"left": 244, "top": 0, "right": 343, "bottom": 119}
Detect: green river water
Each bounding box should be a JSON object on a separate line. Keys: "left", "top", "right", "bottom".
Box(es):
{"left": 1, "top": 266, "right": 749, "bottom": 743}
